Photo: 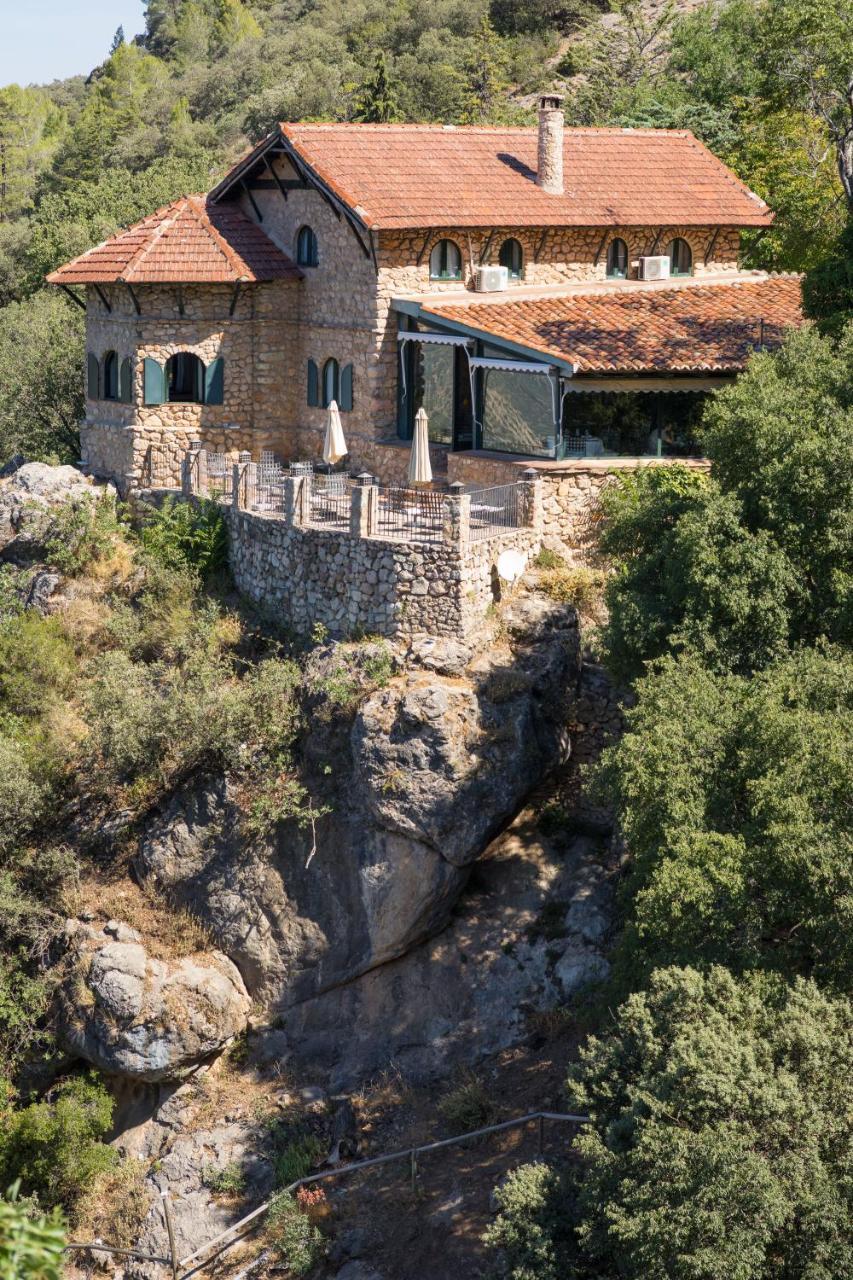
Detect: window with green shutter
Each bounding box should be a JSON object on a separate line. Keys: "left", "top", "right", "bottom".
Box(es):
{"left": 86, "top": 353, "right": 99, "bottom": 400}
{"left": 143, "top": 357, "right": 166, "bottom": 406}
{"left": 102, "top": 351, "right": 119, "bottom": 400}
{"left": 205, "top": 357, "right": 224, "bottom": 405}
{"left": 119, "top": 357, "right": 133, "bottom": 404}
{"left": 307, "top": 359, "right": 319, "bottom": 406}
{"left": 340, "top": 363, "right": 353, "bottom": 411}
{"left": 322, "top": 358, "right": 339, "bottom": 408}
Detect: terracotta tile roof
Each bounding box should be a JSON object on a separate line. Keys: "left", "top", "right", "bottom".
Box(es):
{"left": 421, "top": 275, "right": 804, "bottom": 374}
{"left": 251, "top": 123, "right": 771, "bottom": 230}
{"left": 47, "top": 195, "right": 300, "bottom": 286}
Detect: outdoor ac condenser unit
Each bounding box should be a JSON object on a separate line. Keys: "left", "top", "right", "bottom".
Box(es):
{"left": 639, "top": 255, "right": 671, "bottom": 280}
{"left": 476, "top": 265, "right": 509, "bottom": 292}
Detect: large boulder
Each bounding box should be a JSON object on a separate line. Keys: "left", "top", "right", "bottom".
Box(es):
{"left": 0, "top": 461, "right": 114, "bottom": 564}
{"left": 135, "top": 615, "right": 579, "bottom": 1017}
{"left": 58, "top": 922, "right": 251, "bottom": 1081}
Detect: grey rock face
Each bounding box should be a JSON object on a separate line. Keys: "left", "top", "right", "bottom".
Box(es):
{"left": 135, "top": 621, "right": 578, "bottom": 1016}
{"left": 0, "top": 462, "right": 115, "bottom": 564}
{"left": 59, "top": 923, "right": 250, "bottom": 1081}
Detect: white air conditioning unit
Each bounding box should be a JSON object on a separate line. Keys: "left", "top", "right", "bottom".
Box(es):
{"left": 476, "top": 265, "right": 509, "bottom": 292}
{"left": 639, "top": 255, "right": 671, "bottom": 281}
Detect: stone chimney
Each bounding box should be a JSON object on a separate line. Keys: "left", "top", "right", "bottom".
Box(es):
{"left": 536, "top": 93, "right": 565, "bottom": 195}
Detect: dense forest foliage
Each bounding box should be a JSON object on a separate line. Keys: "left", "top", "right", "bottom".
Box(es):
{"left": 0, "top": 0, "right": 852, "bottom": 464}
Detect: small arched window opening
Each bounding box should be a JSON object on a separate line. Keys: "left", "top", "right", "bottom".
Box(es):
{"left": 297, "top": 225, "right": 319, "bottom": 267}
{"left": 166, "top": 352, "right": 204, "bottom": 403}
{"left": 668, "top": 237, "right": 693, "bottom": 276}
{"left": 499, "top": 238, "right": 523, "bottom": 280}
{"left": 322, "top": 358, "right": 339, "bottom": 408}
{"left": 102, "top": 351, "right": 119, "bottom": 400}
{"left": 429, "top": 239, "right": 462, "bottom": 281}
{"left": 606, "top": 238, "right": 628, "bottom": 278}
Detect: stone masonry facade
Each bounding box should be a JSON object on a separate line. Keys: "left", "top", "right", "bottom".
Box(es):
{"left": 80, "top": 140, "right": 743, "bottom": 497}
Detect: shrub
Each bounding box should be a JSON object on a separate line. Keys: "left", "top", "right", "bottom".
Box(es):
{"left": 0, "top": 1185, "right": 66, "bottom": 1280}
{"left": 41, "top": 493, "right": 126, "bottom": 578}
{"left": 202, "top": 1162, "right": 245, "bottom": 1196}
{"left": 265, "top": 1192, "right": 325, "bottom": 1275}
{"left": 0, "top": 613, "right": 75, "bottom": 722}
{"left": 0, "top": 1075, "right": 116, "bottom": 1211}
{"left": 487, "top": 968, "right": 853, "bottom": 1280}
{"left": 273, "top": 1133, "right": 327, "bottom": 1188}
{"left": 438, "top": 1073, "right": 495, "bottom": 1132}
{"left": 594, "top": 649, "right": 853, "bottom": 989}
{"left": 139, "top": 496, "right": 228, "bottom": 578}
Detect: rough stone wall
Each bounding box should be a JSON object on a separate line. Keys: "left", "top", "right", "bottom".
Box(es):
{"left": 227, "top": 506, "right": 537, "bottom": 641}
{"left": 81, "top": 280, "right": 301, "bottom": 488}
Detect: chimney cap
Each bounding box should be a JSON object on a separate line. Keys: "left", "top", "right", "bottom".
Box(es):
{"left": 538, "top": 93, "right": 565, "bottom": 111}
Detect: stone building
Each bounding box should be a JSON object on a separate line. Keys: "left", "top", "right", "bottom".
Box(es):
{"left": 49, "top": 97, "right": 804, "bottom": 497}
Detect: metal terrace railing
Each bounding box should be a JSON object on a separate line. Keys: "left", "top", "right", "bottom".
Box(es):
{"left": 374, "top": 485, "right": 446, "bottom": 544}
{"left": 205, "top": 451, "right": 234, "bottom": 503}
{"left": 305, "top": 472, "right": 353, "bottom": 531}
{"left": 466, "top": 481, "right": 521, "bottom": 541}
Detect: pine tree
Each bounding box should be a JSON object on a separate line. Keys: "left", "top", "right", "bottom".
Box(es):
{"left": 462, "top": 17, "right": 510, "bottom": 123}
{"left": 109, "top": 26, "right": 126, "bottom": 55}
{"left": 353, "top": 52, "right": 401, "bottom": 124}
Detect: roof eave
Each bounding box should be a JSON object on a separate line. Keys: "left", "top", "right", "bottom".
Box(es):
{"left": 396, "top": 298, "right": 578, "bottom": 375}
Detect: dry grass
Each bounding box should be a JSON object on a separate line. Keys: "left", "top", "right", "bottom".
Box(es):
{"left": 73, "top": 1158, "right": 149, "bottom": 1251}
{"left": 70, "top": 872, "right": 214, "bottom": 959}
{"left": 533, "top": 551, "right": 608, "bottom": 626}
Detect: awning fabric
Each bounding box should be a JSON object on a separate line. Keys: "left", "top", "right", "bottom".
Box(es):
{"left": 469, "top": 355, "right": 554, "bottom": 375}
{"left": 397, "top": 330, "right": 472, "bottom": 347}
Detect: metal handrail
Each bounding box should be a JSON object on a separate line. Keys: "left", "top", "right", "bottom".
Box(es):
{"left": 177, "top": 1109, "right": 590, "bottom": 1273}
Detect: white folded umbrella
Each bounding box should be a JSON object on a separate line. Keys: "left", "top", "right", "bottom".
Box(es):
{"left": 322, "top": 400, "right": 348, "bottom": 466}
{"left": 408, "top": 406, "right": 433, "bottom": 486}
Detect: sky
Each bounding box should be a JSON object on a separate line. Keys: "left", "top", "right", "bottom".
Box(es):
{"left": 0, "top": 0, "right": 147, "bottom": 88}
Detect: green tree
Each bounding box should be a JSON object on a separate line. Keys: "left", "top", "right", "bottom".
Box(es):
{"left": 595, "top": 649, "right": 853, "bottom": 988}
{"left": 353, "top": 52, "right": 401, "bottom": 123}
{"left": 0, "top": 290, "right": 83, "bottom": 464}
{"left": 599, "top": 326, "right": 853, "bottom": 680}
{"left": 0, "top": 1186, "right": 65, "bottom": 1280}
{"left": 487, "top": 968, "right": 853, "bottom": 1280}
{"left": 0, "top": 1075, "right": 116, "bottom": 1211}
{"left": 461, "top": 16, "right": 511, "bottom": 123}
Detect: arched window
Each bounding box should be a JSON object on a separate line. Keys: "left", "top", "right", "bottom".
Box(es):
{"left": 102, "top": 351, "right": 119, "bottom": 400}
{"left": 668, "top": 237, "right": 693, "bottom": 276}
{"left": 606, "top": 238, "right": 628, "bottom": 278}
{"left": 296, "top": 225, "right": 319, "bottom": 267}
{"left": 322, "top": 358, "right": 339, "bottom": 408}
{"left": 429, "top": 239, "right": 462, "bottom": 281}
{"left": 499, "top": 238, "right": 523, "bottom": 280}
{"left": 166, "top": 352, "right": 204, "bottom": 403}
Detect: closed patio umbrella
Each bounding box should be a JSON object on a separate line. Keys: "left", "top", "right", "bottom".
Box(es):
{"left": 408, "top": 406, "right": 433, "bottom": 486}
{"left": 323, "top": 400, "right": 348, "bottom": 466}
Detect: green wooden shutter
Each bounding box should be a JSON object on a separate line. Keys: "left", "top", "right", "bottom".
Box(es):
{"left": 340, "top": 363, "right": 353, "bottom": 411}
{"left": 143, "top": 358, "right": 165, "bottom": 406}
{"left": 194, "top": 357, "right": 205, "bottom": 404}
{"left": 205, "top": 357, "right": 224, "bottom": 405}
{"left": 307, "top": 359, "right": 319, "bottom": 407}
{"left": 86, "top": 353, "right": 99, "bottom": 400}
{"left": 119, "top": 357, "right": 133, "bottom": 404}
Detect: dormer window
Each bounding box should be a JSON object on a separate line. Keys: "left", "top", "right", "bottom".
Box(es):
{"left": 296, "top": 225, "right": 319, "bottom": 267}
{"left": 668, "top": 237, "right": 693, "bottom": 276}
{"left": 499, "top": 238, "right": 523, "bottom": 280}
{"left": 606, "top": 238, "right": 628, "bottom": 279}
{"left": 429, "top": 239, "right": 462, "bottom": 281}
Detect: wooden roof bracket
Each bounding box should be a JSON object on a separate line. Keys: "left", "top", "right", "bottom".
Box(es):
{"left": 176, "top": 285, "right": 185, "bottom": 317}
{"left": 368, "top": 228, "right": 378, "bottom": 273}
{"left": 94, "top": 284, "right": 112, "bottom": 313}
{"left": 229, "top": 282, "right": 241, "bottom": 316}
{"left": 534, "top": 228, "right": 549, "bottom": 263}
{"left": 59, "top": 285, "right": 86, "bottom": 311}
{"left": 479, "top": 230, "right": 496, "bottom": 264}
{"left": 125, "top": 283, "right": 141, "bottom": 315}
{"left": 264, "top": 156, "right": 288, "bottom": 202}
{"left": 240, "top": 179, "right": 263, "bottom": 222}
{"left": 647, "top": 228, "right": 663, "bottom": 255}
{"left": 593, "top": 230, "right": 608, "bottom": 266}
{"left": 705, "top": 226, "right": 721, "bottom": 263}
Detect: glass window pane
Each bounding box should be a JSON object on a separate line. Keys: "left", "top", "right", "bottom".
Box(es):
{"left": 415, "top": 343, "right": 454, "bottom": 444}
{"left": 482, "top": 369, "right": 555, "bottom": 456}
